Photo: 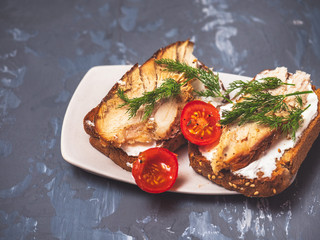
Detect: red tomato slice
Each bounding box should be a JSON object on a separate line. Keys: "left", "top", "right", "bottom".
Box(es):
{"left": 180, "top": 100, "right": 222, "bottom": 146}
{"left": 132, "top": 147, "right": 178, "bottom": 193}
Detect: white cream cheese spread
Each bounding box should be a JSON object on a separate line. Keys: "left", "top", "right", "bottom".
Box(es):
{"left": 121, "top": 142, "right": 157, "bottom": 157}
{"left": 234, "top": 90, "right": 318, "bottom": 178}
{"left": 85, "top": 120, "right": 95, "bottom": 127}
{"left": 117, "top": 79, "right": 126, "bottom": 86}
{"left": 126, "top": 162, "right": 133, "bottom": 168}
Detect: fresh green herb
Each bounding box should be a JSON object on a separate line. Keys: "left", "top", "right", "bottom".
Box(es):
{"left": 155, "top": 59, "right": 198, "bottom": 81}
{"left": 118, "top": 59, "right": 228, "bottom": 120}
{"left": 117, "top": 78, "right": 181, "bottom": 120}
{"left": 296, "top": 95, "right": 303, "bottom": 107}
{"left": 220, "top": 90, "right": 312, "bottom": 140}
{"left": 282, "top": 105, "right": 310, "bottom": 140}
{"left": 225, "top": 77, "right": 294, "bottom": 98}
{"left": 156, "top": 59, "right": 232, "bottom": 103}
{"left": 118, "top": 58, "right": 312, "bottom": 140}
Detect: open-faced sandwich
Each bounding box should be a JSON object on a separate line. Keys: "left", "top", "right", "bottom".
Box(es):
{"left": 188, "top": 67, "right": 320, "bottom": 197}
{"left": 84, "top": 40, "right": 207, "bottom": 193}
{"left": 83, "top": 40, "right": 201, "bottom": 169}
{"left": 83, "top": 40, "right": 320, "bottom": 197}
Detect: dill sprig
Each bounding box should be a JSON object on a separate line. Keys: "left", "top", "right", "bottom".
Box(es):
{"left": 225, "top": 77, "right": 294, "bottom": 98}
{"left": 118, "top": 59, "right": 230, "bottom": 120}
{"left": 155, "top": 59, "right": 232, "bottom": 103}
{"left": 282, "top": 105, "right": 310, "bottom": 140}
{"left": 118, "top": 59, "right": 312, "bottom": 140}
{"left": 155, "top": 59, "right": 198, "bottom": 81}
{"left": 220, "top": 90, "right": 312, "bottom": 140}
{"left": 117, "top": 78, "right": 181, "bottom": 120}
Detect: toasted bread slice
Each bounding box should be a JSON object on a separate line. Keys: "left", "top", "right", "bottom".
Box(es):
{"left": 189, "top": 68, "right": 320, "bottom": 197}
{"left": 84, "top": 40, "right": 201, "bottom": 171}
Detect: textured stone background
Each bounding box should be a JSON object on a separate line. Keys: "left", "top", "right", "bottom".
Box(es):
{"left": 1, "top": 0, "right": 320, "bottom": 239}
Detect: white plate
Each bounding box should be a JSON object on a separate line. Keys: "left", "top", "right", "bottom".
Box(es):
{"left": 61, "top": 65, "right": 252, "bottom": 195}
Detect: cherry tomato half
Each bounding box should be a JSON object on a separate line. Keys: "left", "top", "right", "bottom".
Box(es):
{"left": 132, "top": 147, "right": 178, "bottom": 193}
{"left": 180, "top": 100, "right": 222, "bottom": 146}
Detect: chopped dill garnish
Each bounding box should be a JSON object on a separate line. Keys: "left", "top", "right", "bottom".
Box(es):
{"left": 225, "top": 77, "right": 294, "bottom": 98}
{"left": 220, "top": 90, "right": 312, "bottom": 140}
{"left": 156, "top": 59, "right": 232, "bottom": 103}
{"left": 117, "top": 58, "right": 313, "bottom": 140}
{"left": 117, "top": 78, "right": 181, "bottom": 120}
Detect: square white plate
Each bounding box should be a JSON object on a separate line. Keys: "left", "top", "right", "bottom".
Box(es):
{"left": 61, "top": 65, "right": 252, "bottom": 195}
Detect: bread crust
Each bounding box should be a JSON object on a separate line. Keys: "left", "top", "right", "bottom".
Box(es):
{"left": 189, "top": 87, "right": 320, "bottom": 197}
